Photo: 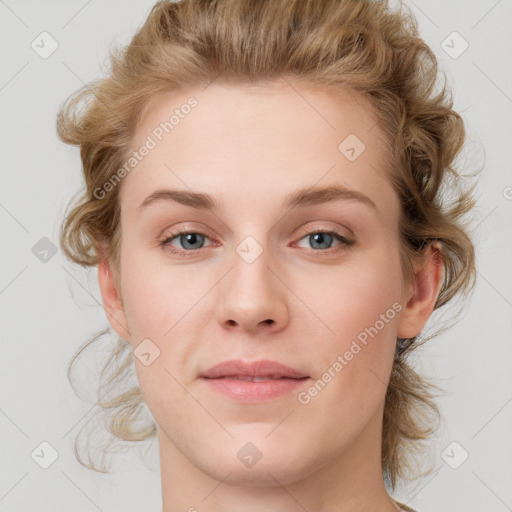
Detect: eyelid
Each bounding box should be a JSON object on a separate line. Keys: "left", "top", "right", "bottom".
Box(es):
{"left": 292, "top": 224, "right": 354, "bottom": 244}
{"left": 160, "top": 223, "right": 355, "bottom": 256}
{"left": 160, "top": 228, "right": 214, "bottom": 250}
{"left": 159, "top": 222, "right": 216, "bottom": 243}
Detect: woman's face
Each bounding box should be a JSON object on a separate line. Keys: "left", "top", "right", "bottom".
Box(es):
{"left": 100, "top": 80, "right": 431, "bottom": 486}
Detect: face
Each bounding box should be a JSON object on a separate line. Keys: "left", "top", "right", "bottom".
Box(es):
{"left": 99, "top": 79, "right": 438, "bottom": 487}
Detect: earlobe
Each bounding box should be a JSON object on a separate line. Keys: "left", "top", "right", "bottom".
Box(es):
{"left": 397, "top": 241, "right": 444, "bottom": 339}
{"left": 97, "top": 257, "right": 131, "bottom": 341}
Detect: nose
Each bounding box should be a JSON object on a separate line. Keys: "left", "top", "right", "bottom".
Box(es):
{"left": 215, "top": 240, "right": 289, "bottom": 334}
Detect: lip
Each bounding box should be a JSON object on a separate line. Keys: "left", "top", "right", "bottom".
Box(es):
{"left": 199, "top": 359, "right": 308, "bottom": 379}
{"left": 201, "top": 377, "right": 310, "bottom": 402}
{"left": 199, "top": 359, "right": 310, "bottom": 402}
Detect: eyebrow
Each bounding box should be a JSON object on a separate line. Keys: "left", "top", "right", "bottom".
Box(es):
{"left": 136, "top": 185, "right": 378, "bottom": 212}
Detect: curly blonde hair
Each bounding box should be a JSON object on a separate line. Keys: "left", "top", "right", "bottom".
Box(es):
{"left": 57, "top": 0, "right": 477, "bottom": 490}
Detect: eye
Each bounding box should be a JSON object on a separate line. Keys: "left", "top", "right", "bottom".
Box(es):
{"left": 160, "top": 231, "right": 213, "bottom": 255}
{"left": 295, "top": 229, "right": 355, "bottom": 253}
{"left": 159, "top": 228, "right": 355, "bottom": 257}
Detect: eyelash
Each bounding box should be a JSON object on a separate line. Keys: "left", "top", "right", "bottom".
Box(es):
{"left": 159, "top": 228, "right": 355, "bottom": 257}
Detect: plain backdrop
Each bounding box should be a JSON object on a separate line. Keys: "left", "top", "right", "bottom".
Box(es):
{"left": 1, "top": 0, "right": 511, "bottom": 511}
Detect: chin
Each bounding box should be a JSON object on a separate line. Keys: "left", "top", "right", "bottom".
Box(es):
{"left": 194, "top": 435, "right": 314, "bottom": 487}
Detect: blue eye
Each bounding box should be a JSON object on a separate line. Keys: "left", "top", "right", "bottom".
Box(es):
{"left": 296, "top": 231, "right": 352, "bottom": 251}
{"left": 164, "top": 232, "right": 209, "bottom": 251}
{"left": 160, "top": 229, "right": 354, "bottom": 256}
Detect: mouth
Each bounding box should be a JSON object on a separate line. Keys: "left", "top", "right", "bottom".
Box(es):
{"left": 200, "top": 359, "right": 309, "bottom": 380}
{"left": 204, "top": 375, "right": 309, "bottom": 382}
{"left": 199, "top": 359, "right": 310, "bottom": 401}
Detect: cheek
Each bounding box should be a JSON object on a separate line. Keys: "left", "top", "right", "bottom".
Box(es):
{"left": 301, "top": 246, "right": 404, "bottom": 399}
{"left": 118, "top": 246, "right": 190, "bottom": 340}
{"left": 121, "top": 274, "right": 167, "bottom": 341}
{"left": 303, "top": 247, "right": 403, "bottom": 339}
{"left": 295, "top": 265, "right": 402, "bottom": 421}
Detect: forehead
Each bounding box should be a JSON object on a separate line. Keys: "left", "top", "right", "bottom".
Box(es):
{"left": 134, "top": 79, "right": 382, "bottom": 155}
{"left": 120, "top": 80, "right": 397, "bottom": 223}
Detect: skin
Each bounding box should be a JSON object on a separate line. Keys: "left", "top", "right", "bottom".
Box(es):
{"left": 97, "top": 79, "right": 443, "bottom": 512}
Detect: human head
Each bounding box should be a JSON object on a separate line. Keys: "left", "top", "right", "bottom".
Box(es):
{"left": 58, "top": 0, "right": 476, "bottom": 492}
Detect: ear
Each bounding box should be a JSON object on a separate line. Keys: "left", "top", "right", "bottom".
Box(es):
{"left": 97, "top": 256, "right": 131, "bottom": 341}
{"left": 397, "top": 241, "right": 444, "bottom": 339}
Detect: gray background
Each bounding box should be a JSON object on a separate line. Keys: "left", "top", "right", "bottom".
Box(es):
{"left": 1, "top": 0, "right": 511, "bottom": 511}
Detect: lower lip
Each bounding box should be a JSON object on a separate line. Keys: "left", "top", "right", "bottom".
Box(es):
{"left": 201, "top": 377, "right": 310, "bottom": 402}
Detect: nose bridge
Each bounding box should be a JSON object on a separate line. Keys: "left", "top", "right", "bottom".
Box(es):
{"left": 230, "top": 233, "right": 277, "bottom": 304}
{"left": 216, "top": 232, "right": 288, "bottom": 331}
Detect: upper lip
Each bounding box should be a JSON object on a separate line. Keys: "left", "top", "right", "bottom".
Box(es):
{"left": 200, "top": 359, "right": 309, "bottom": 379}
